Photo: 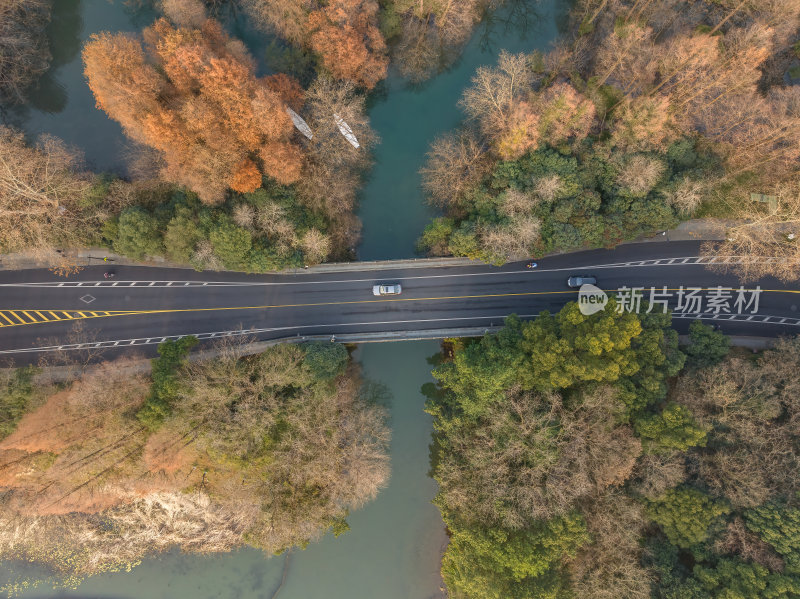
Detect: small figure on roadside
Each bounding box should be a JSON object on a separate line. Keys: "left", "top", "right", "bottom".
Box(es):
{"left": 331, "top": 335, "right": 336, "bottom": 342}
{"left": 103, "top": 272, "right": 115, "bottom": 279}
{"left": 526, "top": 261, "right": 538, "bottom": 269}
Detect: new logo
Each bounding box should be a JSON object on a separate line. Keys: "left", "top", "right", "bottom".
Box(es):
{"left": 578, "top": 284, "right": 608, "bottom": 315}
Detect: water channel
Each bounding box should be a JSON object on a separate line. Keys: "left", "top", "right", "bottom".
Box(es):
{"left": 2, "top": 0, "right": 571, "bottom": 595}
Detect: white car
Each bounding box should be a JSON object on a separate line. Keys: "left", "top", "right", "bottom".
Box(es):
{"left": 373, "top": 283, "right": 402, "bottom": 296}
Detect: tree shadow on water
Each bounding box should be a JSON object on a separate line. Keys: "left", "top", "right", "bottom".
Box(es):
{"left": 26, "top": 0, "right": 83, "bottom": 115}
{"left": 477, "top": 0, "right": 547, "bottom": 53}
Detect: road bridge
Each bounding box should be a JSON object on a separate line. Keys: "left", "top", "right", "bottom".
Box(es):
{"left": 0, "top": 241, "right": 798, "bottom": 365}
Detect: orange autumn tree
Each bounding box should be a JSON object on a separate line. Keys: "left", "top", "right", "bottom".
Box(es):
{"left": 306, "top": 0, "right": 388, "bottom": 89}
{"left": 83, "top": 18, "right": 304, "bottom": 203}
{"left": 243, "top": 0, "right": 388, "bottom": 89}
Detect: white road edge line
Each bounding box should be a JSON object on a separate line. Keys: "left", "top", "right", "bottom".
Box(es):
{"left": 1, "top": 312, "right": 798, "bottom": 354}
{"left": 0, "top": 256, "right": 780, "bottom": 289}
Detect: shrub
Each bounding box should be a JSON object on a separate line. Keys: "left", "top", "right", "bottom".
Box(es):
{"left": 303, "top": 342, "right": 348, "bottom": 380}
{"left": 113, "top": 207, "right": 162, "bottom": 259}
{"left": 685, "top": 320, "right": 730, "bottom": 369}
{"left": 137, "top": 336, "right": 198, "bottom": 429}
{"left": 634, "top": 402, "right": 708, "bottom": 453}
{"left": 0, "top": 366, "right": 38, "bottom": 440}
{"left": 647, "top": 487, "right": 730, "bottom": 548}
{"left": 208, "top": 220, "right": 252, "bottom": 269}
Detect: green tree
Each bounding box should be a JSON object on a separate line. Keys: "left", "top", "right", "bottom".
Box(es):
{"left": 163, "top": 214, "right": 204, "bottom": 263}
{"left": 647, "top": 487, "right": 730, "bottom": 549}
{"left": 693, "top": 558, "right": 800, "bottom": 598}
{"left": 442, "top": 513, "right": 589, "bottom": 599}
{"left": 447, "top": 227, "right": 482, "bottom": 260}
{"left": 0, "top": 366, "right": 38, "bottom": 440}
{"left": 113, "top": 207, "right": 163, "bottom": 259}
{"left": 685, "top": 320, "right": 730, "bottom": 369}
{"left": 417, "top": 217, "right": 454, "bottom": 255}
{"left": 303, "top": 342, "right": 348, "bottom": 380}
{"left": 746, "top": 503, "right": 800, "bottom": 572}
{"left": 431, "top": 316, "right": 526, "bottom": 418}
{"left": 137, "top": 336, "right": 198, "bottom": 429}
{"left": 635, "top": 402, "right": 708, "bottom": 453}
{"left": 518, "top": 300, "right": 643, "bottom": 391}
{"left": 209, "top": 220, "right": 252, "bottom": 269}
{"left": 617, "top": 309, "right": 685, "bottom": 413}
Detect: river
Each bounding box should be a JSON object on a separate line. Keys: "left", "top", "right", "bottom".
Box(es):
{"left": 4, "top": 341, "right": 448, "bottom": 599}
{"left": 2, "top": 0, "right": 571, "bottom": 596}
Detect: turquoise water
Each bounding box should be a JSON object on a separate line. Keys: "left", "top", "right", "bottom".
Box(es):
{"left": 2, "top": 1, "right": 571, "bottom": 595}
{"left": 357, "top": 0, "right": 572, "bottom": 259}
{"left": 6, "top": 342, "right": 448, "bottom": 599}
{"left": 10, "top": 0, "right": 571, "bottom": 255}
{"left": 7, "top": 0, "right": 157, "bottom": 173}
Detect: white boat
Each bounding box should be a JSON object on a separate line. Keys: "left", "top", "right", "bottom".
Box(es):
{"left": 286, "top": 107, "right": 313, "bottom": 139}
{"left": 334, "top": 113, "right": 360, "bottom": 148}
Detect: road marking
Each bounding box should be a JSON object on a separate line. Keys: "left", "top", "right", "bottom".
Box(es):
{"left": 0, "top": 309, "right": 146, "bottom": 328}
{"left": 0, "top": 255, "right": 786, "bottom": 290}
{"left": 2, "top": 287, "right": 800, "bottom": 329}
{"left": 0, "top": 313, "right": 547, "bottom": 354}
{"left": 2, "top": 311, "right": 799, "bottom": 355}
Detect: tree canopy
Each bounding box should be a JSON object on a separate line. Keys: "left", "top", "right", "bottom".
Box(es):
{"left": 428, "top": 298, "right": 800, "bottom": 597}
{"left": 0, "top": 340, "right": 390, "bottom": 587}
{"left": 83, "top": 18, "right": 304, "bottom": 203}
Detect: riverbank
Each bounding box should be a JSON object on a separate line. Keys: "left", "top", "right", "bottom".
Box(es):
{"left": 1, "top": 341, "right": 448, "bottom": 599}
{"left": 0, "top": 218, "right": 727, "bottom": 273}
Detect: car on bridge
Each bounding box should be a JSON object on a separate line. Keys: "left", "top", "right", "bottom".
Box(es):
{"left": 373, "top": 283, "right": 402, "bottom": 296}
{"left": 567, "top": 275, "right": 596, "bottom": 288}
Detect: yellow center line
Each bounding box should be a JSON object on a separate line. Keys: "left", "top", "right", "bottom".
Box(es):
{"left": 0, "top": 312, "right": 15, "bottom": 325}
{"left": 0, "top": 288, "right": 798, "bottom": 329}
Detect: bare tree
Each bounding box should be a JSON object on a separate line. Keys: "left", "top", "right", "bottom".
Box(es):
{"left": 479, "top": 215, "right": 541, "bottom": 263}
{"left": 299, "top": 228, "right": 331, "bottom": 264}
{"left": 420, "top": 130, "right": 491, "bottom": 210}
{"left": 715, "top": 517, "right": 785, "bottom": 572}
{"left": 569, "top": 491, "right": 653, "bottom": 599}
{"left": 663, "top": 177, "right": 704, "bottom": 216}
{"left": 160, "top": 0, "right": 207, "bottom": 26}
{"left": 296, "top": 77, "right": 376, "bottom": 254}
{"left": 675, "top": 344, "right": 800, "bottom": 507}
{"left": 629, "top": 452, "right": 687, "bottom": 500}
{"left": 616, "top": 155, "right": 666, "bottom": 197}
{"left": 460, "top": 51, "right": 534, "bottom": 139}
{"left": 702, "top": 181, "right": 800, "bottom": 282}
{"left": 393, "top": 0, "right": 482, "bottom": 82}
{"left": 0, "top": 127, "right": 92, "bottom": 259}
{"left": 434, "top": 385, "right": 641, "bottom": 529}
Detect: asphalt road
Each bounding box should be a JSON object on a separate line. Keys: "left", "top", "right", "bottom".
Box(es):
{"left": 1, "top": 241, "right": 799, "bottom": 365}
